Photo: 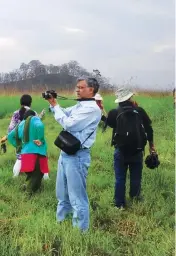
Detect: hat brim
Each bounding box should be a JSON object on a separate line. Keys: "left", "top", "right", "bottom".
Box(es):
{"left": 94, "top": 95, "right": 103, "bottom": 100}
{"left": 114, "top": 92, "right": 134, "bottom": 103}
{"left": 95, "top": 97, "right": 103, "bottom": 101}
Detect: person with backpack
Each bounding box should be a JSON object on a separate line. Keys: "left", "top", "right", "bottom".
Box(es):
{"left": 105, "top": 88, "right": 156, "bottom": 209}
{"left": 7, "top": 110, "right": 49, "bottom": 194}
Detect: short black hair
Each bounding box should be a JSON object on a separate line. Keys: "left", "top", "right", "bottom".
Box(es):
{"left": 20, "top": 94, "right": 32, "bottom": 107}
{"left": 77, "top": 77, "right": 100, "bottom": 95}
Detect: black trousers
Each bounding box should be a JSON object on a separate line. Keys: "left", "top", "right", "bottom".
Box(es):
{"left": 25, "top": 155, "right": 44, "bottom": 193}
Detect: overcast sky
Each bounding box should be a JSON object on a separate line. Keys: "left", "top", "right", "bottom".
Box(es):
{"left": 0, "top": 0, "right": 175, "bottom": 89}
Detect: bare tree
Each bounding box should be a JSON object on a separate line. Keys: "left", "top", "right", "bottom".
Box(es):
{"left": 20, "top": 63, "right": 29, "bottom": 80}
{"left": 9, "top": 71, "right": 17, "bottom": 82}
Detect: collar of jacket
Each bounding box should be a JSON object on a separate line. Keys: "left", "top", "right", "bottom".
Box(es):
{"left": 77, "top": 98, "right": 95, "bottom": 102}
{"left": 118, "top": 100, "right": 134, "bottom": 108}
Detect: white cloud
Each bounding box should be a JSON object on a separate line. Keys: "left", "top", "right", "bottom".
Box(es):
{"left": 153, "top": 44, "right": 175, "bottom": 53}
{"left": 124, "top": 0, "right": 173, "bottom": 17}
{"left": 62, "top": 26, "right": 85, "bottom": 33}
{"left": 0, "top": 37, "right": 17, "bottom": 48}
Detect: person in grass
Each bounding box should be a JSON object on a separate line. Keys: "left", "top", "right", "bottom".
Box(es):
{"left": 47, "top": 77, "right": 101, "bottom": 232}
{"left": 173, "top": 88, "right": 176, "bottom": 107}
{"left": 94, "top": 93, "right": 107, "bottom": 116}
{"left": 0, "top": 94, "right": 47, "bottom": 178}
{"left": 94, "top": 93, "right": 107, "bottom": 127}
{"left": 104, "top": 88, "right": 156, "bottom": 209}
{"left": 7, "top": 110, "right": 49, "bottom": 194}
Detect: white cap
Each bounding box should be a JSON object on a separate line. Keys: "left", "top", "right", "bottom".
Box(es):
{"left": 94, "top": 93, "right": 103, "bottom": 101}
{"left": 114, "top": 88, "right": 134, "bottom": 103}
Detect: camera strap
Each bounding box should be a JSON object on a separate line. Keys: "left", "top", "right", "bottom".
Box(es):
{"left": 57, "top": 95, "right": 96, "bottom": 102}
{"left": 78, "top": 98, "right": 97, "bottom": 147}
{"left": 81, "top": 128, "right": 96, "bottom": 149}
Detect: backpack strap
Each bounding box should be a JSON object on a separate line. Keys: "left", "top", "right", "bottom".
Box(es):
{"left": 15, "top": 124, "right": 22, "bottom": 154}
{"left": 15, "top": 116, "right": 32, "bottom": 154}
{"left": 23, "top": 116, "right": 32, "bottom": 143}
{"left": 116, "top": 106, "right": 139, "bottom": 124}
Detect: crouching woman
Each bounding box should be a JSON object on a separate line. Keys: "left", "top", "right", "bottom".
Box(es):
{"left": 7, "top": 110, "right": 49, "bottom": 193}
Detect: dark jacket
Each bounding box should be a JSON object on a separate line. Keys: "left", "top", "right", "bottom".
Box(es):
{"left": 104, "top": 101, "right": 153, "bottom": 147}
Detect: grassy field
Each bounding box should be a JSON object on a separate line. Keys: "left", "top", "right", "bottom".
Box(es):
{"left": 0, "top": 95, "right": 175, "bottom": 256}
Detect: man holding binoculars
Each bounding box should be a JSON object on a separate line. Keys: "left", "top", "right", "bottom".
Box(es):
{"left": 45, "top": 77, "right": 101, "bottom": 232}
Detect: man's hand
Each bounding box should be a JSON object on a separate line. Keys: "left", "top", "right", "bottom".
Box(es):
{"left": 102, "top": 108, "right": 107, "bottom": 116}
{"left": 149, "top": 142, "right": 156, "bottom": 154}
{"left": 39, "top": 109, "right": 46, "bottom": 119}
{"left": 33, "top": 140, "right": 42, "bottom": 146}
{"left": 47, "top": 97, "right": 58, "bottom": 107}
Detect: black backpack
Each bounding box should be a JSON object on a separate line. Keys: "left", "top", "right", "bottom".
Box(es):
{"left": 113, "top": 106, "right": 147, "bottom": 155}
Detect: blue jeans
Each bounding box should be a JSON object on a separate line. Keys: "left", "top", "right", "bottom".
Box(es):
{"left": 114, "top": 148, "right": 143, "bottom": 207}
{"left": 56, "top": 149, "right": 91, "bottom": 231}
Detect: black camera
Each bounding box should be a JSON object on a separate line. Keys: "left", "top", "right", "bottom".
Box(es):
{"left": 42, "top": 90, "right": 57, "bottom": 100}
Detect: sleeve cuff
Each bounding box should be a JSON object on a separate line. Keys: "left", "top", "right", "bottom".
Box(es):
{"left": 53, "top": 105, "right": 61, "bottom": 111}
{"left": 50, "top": 104, "right": 59, "bottom": 113}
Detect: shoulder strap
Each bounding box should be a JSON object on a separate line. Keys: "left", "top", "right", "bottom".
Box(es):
{"left": 23, "top": 116, "right": 32, "bottom": 143}
{"left": 81, "top": 129, "right": 96, "bottom": 147}
{"left": 14, "top": 116, "right": 32, "bottom": 153}
{"left": 15, "top": 124, "right": 22, "bottom": 154}
{"left": 116, "top": 106, "right": 139, "bottom": 120}
{"left": 116, "top": 106, "right": 133, "bottom": 120}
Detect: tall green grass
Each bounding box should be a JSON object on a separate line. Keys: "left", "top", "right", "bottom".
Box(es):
{"left": 0, "top": 95, "right": 174, "bottom": 256}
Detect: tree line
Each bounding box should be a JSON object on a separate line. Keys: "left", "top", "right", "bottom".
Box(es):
{"left": 0, "top": 60, "right": 114, "bottom": 92}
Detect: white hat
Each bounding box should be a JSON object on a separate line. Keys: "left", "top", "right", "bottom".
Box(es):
{"left": 94, "top": 93, "right": 103, "bottom": 101}
{"left": 114, "top": 88, "right": 134, "bottom": 103}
